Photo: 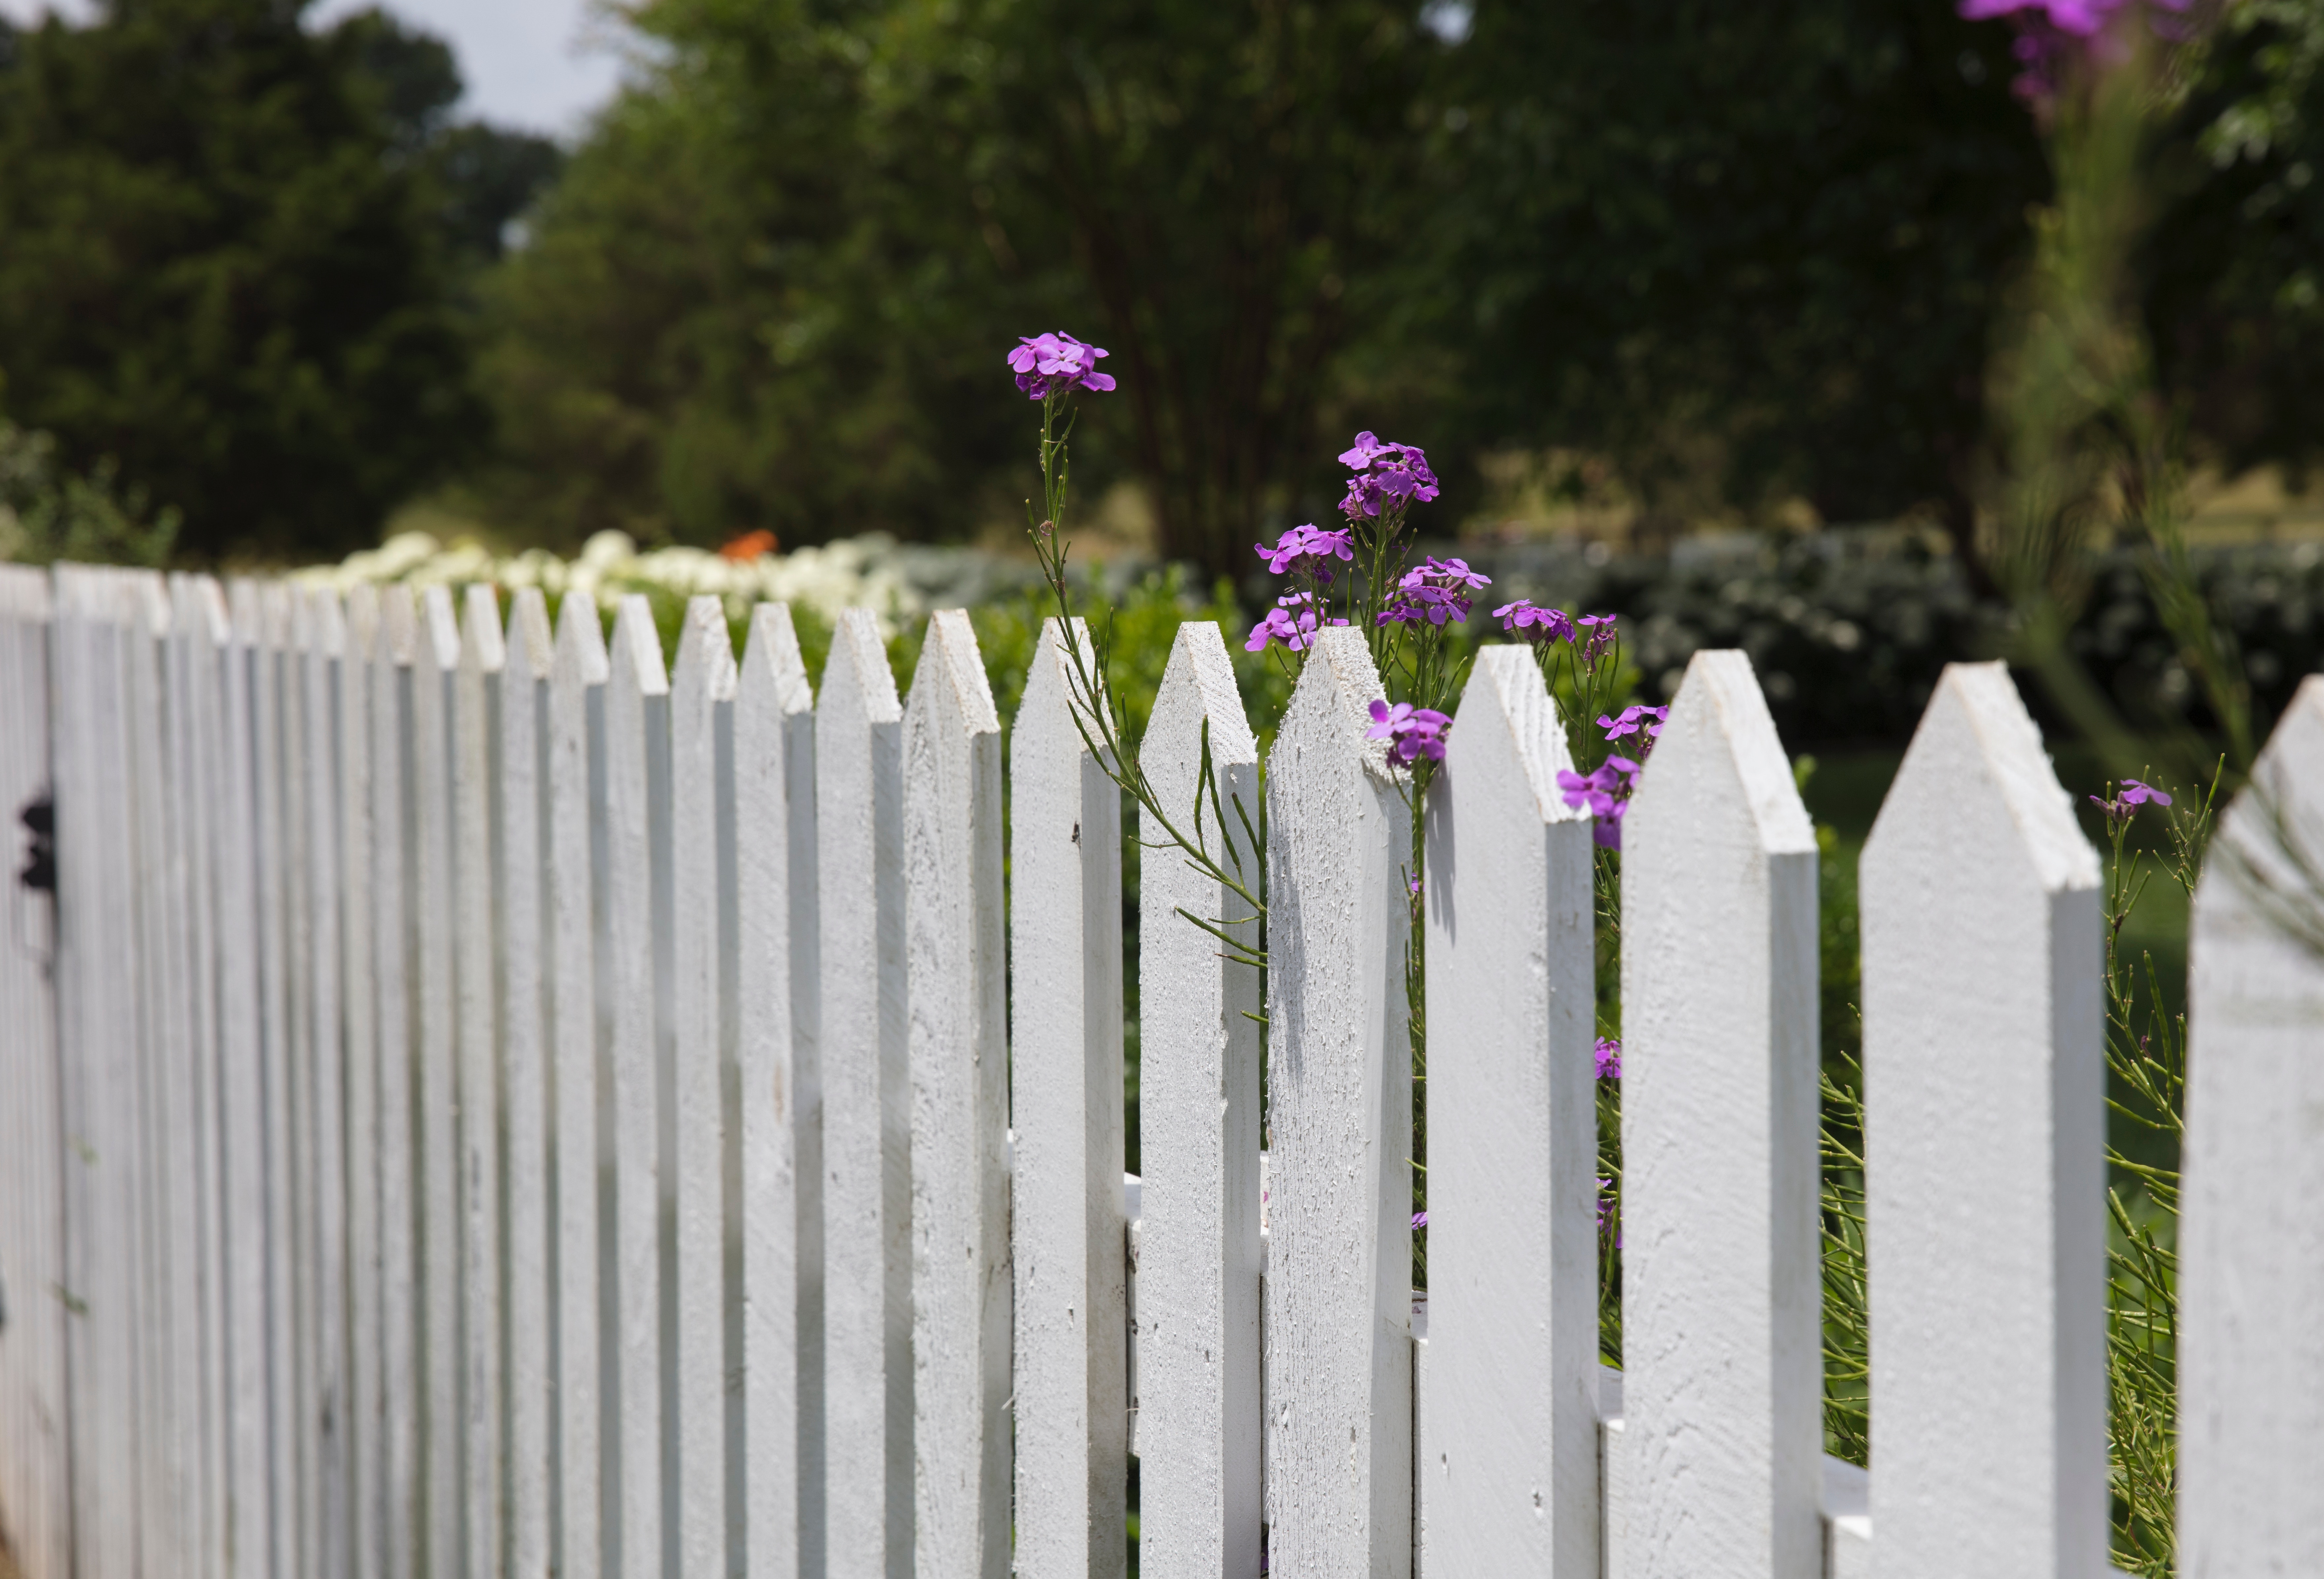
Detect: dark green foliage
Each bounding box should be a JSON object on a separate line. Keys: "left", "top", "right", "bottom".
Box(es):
{"left": 0, "top": 0, "right": 558, "bottom": 564}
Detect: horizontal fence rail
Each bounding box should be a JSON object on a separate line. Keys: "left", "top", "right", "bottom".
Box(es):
{"left": 0, "top": 562, "right": 2318, "bottom": 1579}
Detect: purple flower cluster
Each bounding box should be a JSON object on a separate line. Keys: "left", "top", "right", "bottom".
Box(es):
{"left": 1379, "top": 556, "right": 1491, "bottom": 627}
{"left": 1556, "top": 754, "right": 1642, "bottom": 849}
{"left": 1597, "top": 1176, "right": 1619, "bottom": 1245}
{"left": 1254, "top": 522, "right": 1356, "bottom": 581}
{"left": 1597, "top": 704, "right": 1669, "bottom": 757}
{"left": 2090, "top": 778, "right": 2173, "bottom": 823}
{"left": 1245, "top": 591, "right": 1347, "bottom": 655}
{"left": 1594, "top": 1037, "right": 1622, "bottom": 1080}
{"left": 1338, "top": 431, "right": 1440, "bottom": 521}
{"left": 1493, "top": 600, "right": 1575, "bottom": 643}
{"left": 1006, "top": 332, "right": 1116, "bottom": 400}
{"left": 1958, "top": 0, "right": 2193, "bottom": 99}
{"left": 1368, "top": 699, "right": 1451, "bottom": 765}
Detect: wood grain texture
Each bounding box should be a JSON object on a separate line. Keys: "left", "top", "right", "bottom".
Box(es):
{"left": 549, "top": 592, "right": 610, "bottom": 1579}
{"left": 734, "top": 603, "right": 819, "bottom": 1579}
{"left": 1860, "top": 662, "right": 2106, "bottom": 1579}
{"left": 2181, "top": 674, "right": 2324, "bottom": 1575}
{"left": 502, "top": 588, "right": 556, "bottom": 1579}
{"left": 672, "top": 596, "right": 737, "bottom": 1578}
{"left": 1133, "top": 622, "right": 1262, "bottom": 1579}
{"left": 1263, "top": 626, "right": 1412, "bottom": 1579}
{"left": 605, "top": 595, "right": 670, "bottom": 1579}
{"left": 1622, "top": 647, "right": 1820, "bottom": 1579}
{"left": 816, "top": 607, "right": 911, "bottom": 1579}
{"left": 1009, "top": 618, "right": 1127, "bottom": 1579}
{"left": 1419, "top": 646, "right": 1597, "bottom": 1577}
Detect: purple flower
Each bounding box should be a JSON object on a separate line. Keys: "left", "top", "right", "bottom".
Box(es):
{"left": 1493, "top": 600, "right": 1576, "bottom": 643}
{"left": 1575, "top": 612, "right": 1620, "bottom": 671}
{"left": 1411, "top": 1211, "right": 1428, "bottom": 1230}
{"left": 2089, "top": 777, "right": 2174, "bottom": 823}
{"left": 1958, "top": 0, "right": 2193, "bottom": 98}
{"left": 1255, "top": 522, "right": 1357, "bottom": 581}
{"left": 1367, "top": 699, "right": 1452, "bottom": 765}
{"left": 1378, "top": 556, "right": 1491, "bottom": 627}
{"left": 1597, "top": 704, "right": 1670, "bottom": 758}
{"left": 1006, "top": 332, "right": 1116, "bottom": 400}
{"left": 1245, "top": 591, "right": 1347, "bottom": 655}
{"left": 1594, "top": 1037, "right": 1622, "bottom": 1080}
{"left": 1556, "top": 753, "right": 1643, "bottom": 848}
{"left": 1337, "top": 432, "right": 1440, "bottom": 521}
{"left": 1596, "top": 1176, "right": 1619, "bottom": 1245}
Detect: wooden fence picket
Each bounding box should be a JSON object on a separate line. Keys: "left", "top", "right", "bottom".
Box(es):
{"left": 1620, "top": 647, "right": 1821, "bottom": 1579}
{"left": 548, "top": 590, "right": 610, "bottom": 1579}
{"left": 1859, "top": 662, "right": 2107, "bottom": 1579}
{"left": 453, "top": 584, "right": 507, "bottom": 1579}
{"left": 734, "top": 601, "right": 819, "bottom": 1579}
{"left": 1009, "top": 616, "right": 1128, "bottom": 1579}
{"left": 904, "top": 609, "right": 1011, "bottom": 1579}
{"left": 339, "top": 582, "right": 381, "bottom": 1579}
{"left": 671, "top": 596, "right": 736, "bottom": 1577}
{"left": 2182, "top": 674, "right": 2324, "bottom": 1570}
{"left": 817, "top": 606, "right": 911, "bottom": 1579}
{"left": 1263, "top": 625, "right": 1413, "bottom": 1579}
{"left": 501, "top": 586, "right": 556, "bottom": 1579}
{"left": 1133, "top": 621, "right": 1263, "bottom": 1579}
{"left": 605, "top": 594, "right": 671, "bottom": 1579}
{"left": 0, "top": 567, "right": 64, "bottom": 1579}
{"left": 1418, "top": 645, "right": 1598, "bottom": 1577}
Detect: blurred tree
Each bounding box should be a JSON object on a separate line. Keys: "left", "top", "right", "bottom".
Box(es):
{"left": 0, "top": 0, "right": 557, "bottom": 563}
{"left": 476, "top": 0, "right": 1435, "bottom": 572}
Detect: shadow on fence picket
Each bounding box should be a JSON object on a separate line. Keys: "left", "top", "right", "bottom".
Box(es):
{"left": 0, "top": 563, "right": 2317, "bottom": 1579}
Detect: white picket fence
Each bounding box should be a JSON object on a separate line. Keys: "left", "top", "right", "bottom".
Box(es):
{"left": 0, "top": 561, "right": 2319, "bottom": 1579}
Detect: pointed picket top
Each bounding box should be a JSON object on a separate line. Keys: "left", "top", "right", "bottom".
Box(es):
{"left": 2181, "top": 675, "right": 2324, "bottom": 1572}
{"left": 459, "top": 583, "right": 507, "bottom": 678}
{"left": 817, "top": 603, "right": 912, "bottom": 1579}
{"left": 1419, "top": 645, "right": 1596, "bottom": 1578}
{"left": 345, "top": 582, "right": 378, "bottom": 666}
{"left": 379, "top": 581, "right": 419, "bottom": 669}
{"left": 673, "top": 594, "right": 738, "bottom": 705}
{"left": 420, "top": 584, "right": 461, "bottom": 678}
{"left": 504, "top": 587, "right": 551, "bottom": 680}
{"left": 1135, "top": 620, "right": 1263, "bottom": 1579}
{"left": 904, "top": 608, "right": 1011, "bottom": 1579}
{"left": 1619, "top": 647, "right": 1821, "bottom": 1578}
{"left": 1859, "top": 660, "right": 2105, "bottom": 1579}
{"left": 263, "top": 576, "right": 295, "bottom": 657}
{"left": 740, "top": 600, "right": 814, "bottom": 719}
{"left": 1011, "top": 616, "right": 1128, "bottom": 1579}
{"left": 1264, "top": 625, "right": 1413, "bottom": 1579}
{"left": 0, "top": 561, "right": 50, "bottom": 620}
{"left": 309, "top": 583, "right": 347, "bottom": 661}
{"left": 554, "top": 588, "right": 611, "bottom": 686}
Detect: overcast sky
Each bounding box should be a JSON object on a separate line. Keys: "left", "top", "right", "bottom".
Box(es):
{"left": 0, "top": 0, "right": 627, "bottom": 136}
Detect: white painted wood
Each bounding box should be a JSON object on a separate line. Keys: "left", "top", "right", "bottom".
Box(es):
{"left": 303, "top": 587, "right": 353, "bottom": 1579}
{"left": 503, "top": 587, "right": 556, "bottom": 1579}
{"left": 456, "top": 584, "right": 508, "bottom": 1579}
{"left": 1859, "top": 661, "right": 2105, "bottom": 1579}
{"left": 0, "top": 569, "right": 65, "bottom": 1579}
{"left": 1262, "top": 624, "right": 1412, "bottom": 1579}
{"left": 671, "top": 596, "right": 736, "bottom": 1578}
{"left": 51, "top": 568, "right": 149, "bottom": 1579}
{"left": 374, "top": 584, "right": 424, "bottom": 1579}
{"left": 734, "top": 602, "right": 818, "bottom": 1579}
{"left": 903, "top": 608, "right": 1010, "bottom": 1579}
{"left": 816, "top": 607, "right": 911, "bottom": 1579}
{"left": 1133, "top": 622, "right": 1262, "bottom": 1579}
{"left": 605, "top": 594, "right": 669, "bottom": 1579}
{"left": 177, "top": 574, "right": 240, "bottom": 1579}
{"left": 413, "top": 585, "right": 464, "bottom": 1579}
{"left": 339, "top": 582, "right": 386, "bottom": 1579}
{"left": 1419, "top": 645, "right": 1597, "bottom": 1577}
{"left": 1009, "top": 617, "right": 1127, "bottom": 1579}
{"left": 549, "top": 591, "right": 610, "bottom": 1579}
{"left": 1621, "top": 649, "right": 1820, "bottom": 1579}
{"left": 2181, "top": 673, "right": 2324, "bottom": 1574}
